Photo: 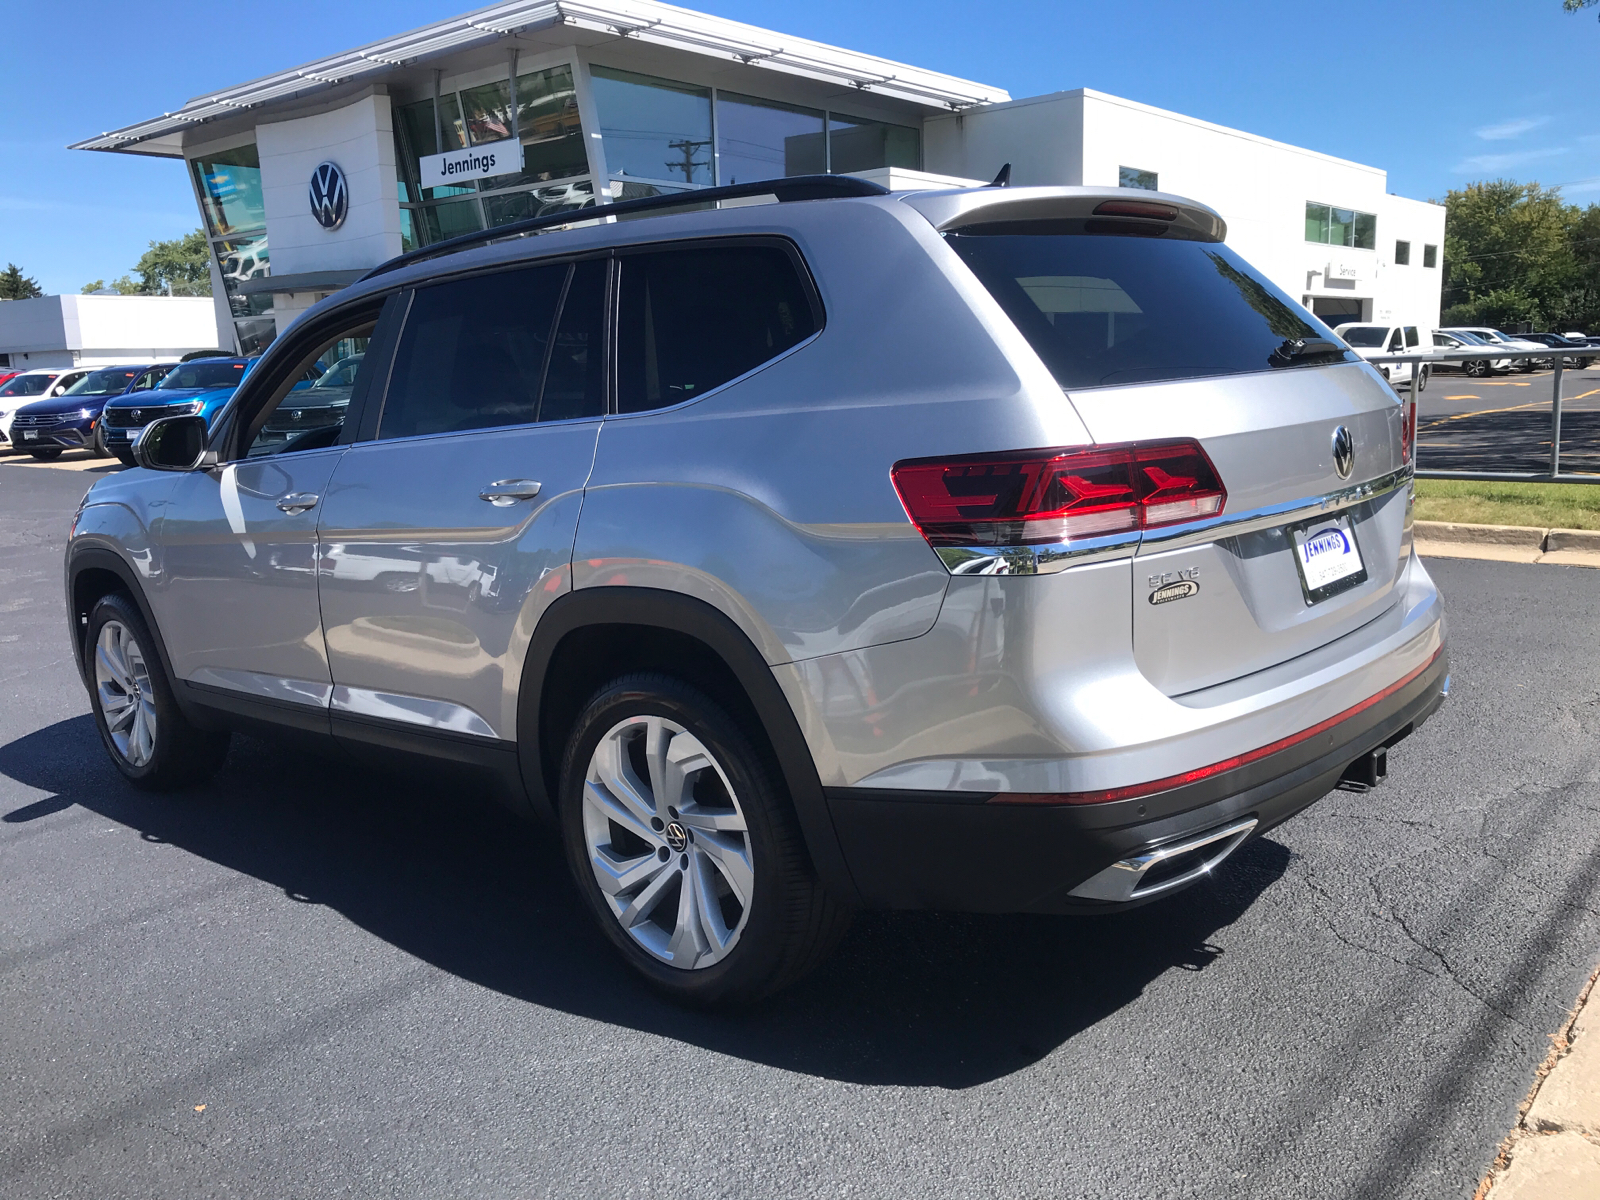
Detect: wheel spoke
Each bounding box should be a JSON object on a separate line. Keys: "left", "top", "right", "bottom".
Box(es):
{"left": 617, "top": 863, "right": 679, "bottom": 929}
{"left": 691, "top": 832, "right": 753, "bottom": 908}
{"left": 589, "top": 729, "right": 658, "bottom": 829}
{"left": 103, "top": 694, "right": 137, "bottom": 733}
{"left": 677, "top": 805, "right": 746, "bottom": 834}
{"left": 593, "top": 849, "right": 668, "bottom": 898}
{"left": 129, "top": 704, "right": 152, "bottom": 765}
{"left": 688, "top": 853, "right": 733, "bottom": 949}
{"left": 95, "top": 642, "right": 131, "bottom": 692}
{"left": 583, "top": 778, "right": 657, "bottom": 846}
{"left": 664, "top": 863, "right": 710, "bottom": 966}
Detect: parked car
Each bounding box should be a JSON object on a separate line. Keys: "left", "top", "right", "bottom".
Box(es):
{"left": 1438, "top": 326, "right": 1546, "bottom": 371}
{"left": 0, "top": 370, "right": 20, "bottom": 389}
{"left": 8, "top": 363, "right": 172, "bottom": 460}
{"left": 0, "top": 369, "right": 67, "bottom": 447}
{"left": 1519, "top": 333, "right": 1595, "bottom": 369}
{"left": 66, "top": 178, "right": 1448, "bottom": 1003}
{"left": 1432, "top": 330, "right": 1510, "bottom": 377}
{"left": 1333, "top": 323, "right": 1428, "bottom": 390}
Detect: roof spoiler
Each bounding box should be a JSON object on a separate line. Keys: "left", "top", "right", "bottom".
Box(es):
{"left": 360, "top": 174, "right": 890, "bottom": 282}
{"left": 900, "top": 186, "right": 1227, "bottom": 243}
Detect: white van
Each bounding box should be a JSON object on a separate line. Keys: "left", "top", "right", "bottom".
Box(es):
{"left": 1333, "top": 323, "right": 1427, "bottom": 391}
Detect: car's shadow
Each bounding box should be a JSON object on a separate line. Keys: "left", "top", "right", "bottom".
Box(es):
{"left": 2, "top": 716, "right": 1289, "bottom": 1088}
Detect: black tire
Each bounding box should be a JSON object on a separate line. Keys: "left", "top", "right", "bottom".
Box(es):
{"left": 28, "top": 448, "right": 62, "bottom": 461}
{"left": 1466, "top": 359, "right": 1489, "bottom": 378}
{"left": 90, "top": 424, "right": 110, "bottom": 458}
{"left": 559, "top": 672, "right": 850, "bottom": 1006}
{"left": 84, "top": 593, "right": 230, "bottom": 791}
{"left": 113, "top": 448, "right": 136, "bottom": 467}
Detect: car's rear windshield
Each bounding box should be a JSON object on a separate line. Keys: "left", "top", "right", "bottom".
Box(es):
{"left": 1341, "top": 327, "right": 1388, "bottom": 347}
{"left": 64, "top": 369, "right": 140, "bottom": 397}
{"left": 156, "top": 361, "right": 245, "bottom": 390}
{"left": 947, "top": 230, "right": 1355, "bottom": 389}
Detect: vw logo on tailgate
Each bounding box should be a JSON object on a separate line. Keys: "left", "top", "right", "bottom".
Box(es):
{"left": 1331, "top": 425, "right": 1354, "bottom": 480}
{"left": 309, "top": 162, "right": 348, "bottom": 231}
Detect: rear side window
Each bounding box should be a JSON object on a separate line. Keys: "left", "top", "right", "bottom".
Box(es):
{"left": 948, "top": 232, "right": 1355, "bottom": 390}
{"left": 616, "top": 243, "right": 817, "bottom": 413}
{"left": 380, "top": 261, "right": 602, "bottom": 439}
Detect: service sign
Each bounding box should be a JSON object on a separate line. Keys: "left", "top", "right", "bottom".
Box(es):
{"left": 418, "top": 139, "right": 519, "bottom": 188}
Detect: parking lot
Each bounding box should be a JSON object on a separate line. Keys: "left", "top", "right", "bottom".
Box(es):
{"left": 1417, "top": 366, "right": 1600, "bottom": 474}
{"left": 3, "top": 455, "right": 1598, "bottom": 1198}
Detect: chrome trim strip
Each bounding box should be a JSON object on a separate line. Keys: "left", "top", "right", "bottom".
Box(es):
{"left": 1068, "top": 817, "right": 1258, "bottom": 903}
{"left": 330, "top": 685, "right": 499, "bottom": 739}
{"left": 1135, "top": 467, "right": 1411, "bottom": 556}
{"left": 929, "top": 468, "right": 1410, "bottom": 576}
{"left": 186, "top": 667, "right": 334, "bottom": 708}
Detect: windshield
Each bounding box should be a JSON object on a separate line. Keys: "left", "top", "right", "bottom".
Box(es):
{"left": 1341, "top": 327, "right": 1388, "bottom": 347}
{"left": 156, "top": 361, "right": 246, "bottom": 390}
{"left": 0, "top": 374, "right": 55, "bottom": 397}
{"left": 64, "top": 368, "right": 140, "bottom": 397}
{"left": 312, "top": 355, "right": 364, "bottom": 390}
{"left": 948, "top": 230, "right": 1355, "bottom": 389}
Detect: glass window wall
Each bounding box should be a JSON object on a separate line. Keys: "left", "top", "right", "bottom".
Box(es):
{"left": 716, "top": 92, "right": 825, "bottom": 184}
{"left": 1119, "top": 166, "right": 1158, "bottom": 191}
{"left": 1305, "top": 201, "right": 1377, "bottom": 250}
{"left": 192, "top": 145, "right": 266, "bottom": 236}
{"left": 826, "top": 113, "right": 920, "bottom": 174}
{"left": 592, "top": 66, "right": 714, "bottom": 192}
{"left": 189, "top": 143, "right": 274, "bottom": 355}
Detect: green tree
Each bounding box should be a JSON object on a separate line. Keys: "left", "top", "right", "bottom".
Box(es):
{"left": 131, "top": 230, "right": 212, "bottom": 296}
{"left": 1440, "top": 181, "right": 1576, "bottom": 328}
{"left": 1565, "top": 0, "right": 1597, "bottom": 18}
{"left": 0, "top": 263, "right": 43, "bottom": 300}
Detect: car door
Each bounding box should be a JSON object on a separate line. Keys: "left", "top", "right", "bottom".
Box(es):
{"left": 316, "top": 256, "right": 607, "bottom": 747}
{"left": 145, "top": 310, "right": 385, "bottom": 727}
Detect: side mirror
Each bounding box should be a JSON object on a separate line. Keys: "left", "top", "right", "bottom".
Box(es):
{"left": 133, "top": 414, "right": 214, "bottom": 472}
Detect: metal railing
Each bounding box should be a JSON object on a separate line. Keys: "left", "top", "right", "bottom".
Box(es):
{"left": 1365, "top": 345, "right": 1599, "bottom": 484}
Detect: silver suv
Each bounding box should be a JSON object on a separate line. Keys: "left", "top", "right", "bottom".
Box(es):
{"left": 65, "top": 177, "right": 1448, "bottom": 1004}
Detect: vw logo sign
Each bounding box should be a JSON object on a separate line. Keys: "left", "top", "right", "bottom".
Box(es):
{"left": 309, "top": 161, "right": 348, "bottom": 231}
{"left": 1332, "top": 425, "right": 1355, "bottom": 480}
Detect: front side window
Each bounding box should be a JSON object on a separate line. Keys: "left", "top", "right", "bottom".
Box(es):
{"left": 950, "top": 230, "right": 1355, "bottom": 390}
{"left": 64, "top": 369, "right": 139, "bottom": 397}
{"left": 1405, "top": 327, "right": 1420, "bottom": 348}
{"left": 247, "top": 332, "right": 375, "bottom": 458}
{"left": 616, "top": 244, "right": 819, "bottom": 414}
{"left": 379, "top": 260, "right": 603, "bottom": 440}
{"left": 1119, "top": 166, "right": 1158, "bottom": 191}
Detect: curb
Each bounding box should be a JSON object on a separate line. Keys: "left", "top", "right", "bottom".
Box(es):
{"left": 1414, "top": 522, "right": 1600, "bottom": 569}
{"left": 1476, "top": 964, "right": 1600, "bottom": 1200}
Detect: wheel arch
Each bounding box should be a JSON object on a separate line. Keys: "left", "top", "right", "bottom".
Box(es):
{"left": 519, "top": 587, "right": 861, "bottom": 906}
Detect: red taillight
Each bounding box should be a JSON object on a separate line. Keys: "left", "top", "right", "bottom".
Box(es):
{"left": 1093, "top": 200, "right": 1178, "bottom": 220}
{"left": 1400, "top": 399, "right": 1416, "bottom": 466}
{"left": 891, "top": 440, "right": 1226, "bottom": 548}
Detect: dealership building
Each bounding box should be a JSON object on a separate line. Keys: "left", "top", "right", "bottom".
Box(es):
{"left": 71, "top": 0, "right": 1444, "bottom": 355}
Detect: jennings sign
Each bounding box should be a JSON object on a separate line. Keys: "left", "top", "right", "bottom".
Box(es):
{"left": 418, "top": 139, "right": 520, "bottom": 188}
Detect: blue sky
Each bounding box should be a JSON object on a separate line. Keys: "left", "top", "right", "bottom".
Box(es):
{"left": 4, "top": 0, "right": 1596, "bottom": 295}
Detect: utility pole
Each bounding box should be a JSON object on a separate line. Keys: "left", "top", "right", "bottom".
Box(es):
{"left": 665, "top": 138, "right": 711, "bottom": 184}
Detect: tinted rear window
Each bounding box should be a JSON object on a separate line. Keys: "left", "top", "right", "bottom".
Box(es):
{"left": 948, "top": 232, "right": 1354, "bottom": 389}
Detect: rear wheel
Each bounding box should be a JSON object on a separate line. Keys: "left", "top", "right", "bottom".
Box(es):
{"left": 1466, "top": 359, "right": 1489, "bottom": 378}
{"left": 559, "top": 673, "right": 849, "bottom": 1005}
{"left": 86, "top": 593, "right": 230, "bottom": 790}
{"left": 29, "top": 448, "right": 62, "bottom": 461}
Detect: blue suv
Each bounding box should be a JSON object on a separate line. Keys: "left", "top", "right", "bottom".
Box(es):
{"left": 100, "top": 358, "right": 255, "bottom": 465}
{"left": 8, "top": 364, "right": 170, "bottom": 460}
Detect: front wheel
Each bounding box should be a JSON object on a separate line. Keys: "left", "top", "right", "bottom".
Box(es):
{"left": 559, "top": 673, "right": 849, "bottom": 1006}
{"left": 89, "top": 424, "right": 110, "bottom": 458}
{"left": 1466, "top": 359, "right": 1489, "bottom": 378}
{"left": 86, "top": 593, "right": 230, "bottom": 790}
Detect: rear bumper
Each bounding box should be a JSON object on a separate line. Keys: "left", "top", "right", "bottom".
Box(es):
{"left": 824, "top": 640, "right": 1448, "bottom": 914}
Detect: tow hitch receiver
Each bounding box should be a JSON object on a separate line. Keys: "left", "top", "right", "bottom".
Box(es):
{"left": 1338, "top": 748, "right": 1388, "bottom": 792}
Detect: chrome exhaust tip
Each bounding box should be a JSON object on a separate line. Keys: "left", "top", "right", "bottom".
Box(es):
{"left": 1068, "top": 817, "right": 1259, "bottom": 904}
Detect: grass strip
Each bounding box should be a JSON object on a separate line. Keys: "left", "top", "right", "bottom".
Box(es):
{"left": 1414, "top": 479, "right": 1600, "bottom": 531}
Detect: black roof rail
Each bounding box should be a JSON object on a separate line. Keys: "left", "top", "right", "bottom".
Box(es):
{"left": 360, "top": 173, "right": 892, "bottom": 282}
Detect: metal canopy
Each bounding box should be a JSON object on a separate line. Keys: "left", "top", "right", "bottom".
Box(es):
{"left": 69, "top": 0, "right": 1010, "bottom": 156}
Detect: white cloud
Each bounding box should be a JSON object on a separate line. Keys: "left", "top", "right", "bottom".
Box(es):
{"left": 1453, "top": 146, "right": 1569, "bottom": 173}
{"left": 1475, "top": 116, "right": 1551, "bottom": 140}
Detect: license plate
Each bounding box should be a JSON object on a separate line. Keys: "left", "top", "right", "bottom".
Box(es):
{"left": 22, "top": 429, "right": 37, "bottom": 439}
{"left": 1292, "top": 515, "right": 1367, "bottom": 604}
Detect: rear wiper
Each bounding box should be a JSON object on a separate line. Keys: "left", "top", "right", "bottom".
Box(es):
{"left": 1269, "top": 337, "right": 1343, "bottom": 367}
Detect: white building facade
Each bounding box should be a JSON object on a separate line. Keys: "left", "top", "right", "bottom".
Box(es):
{"left": 0, "top": 295, "right": 221, "bottom": 371}
{"left": 72, "top": 0, "right": 1443, "bottom": 353}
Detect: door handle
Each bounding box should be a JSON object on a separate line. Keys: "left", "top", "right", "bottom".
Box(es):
{"left": 277, "top": 492, "right": 320, "bottom": 515}
{"left": 479, "top": 479, "right": 542, "bottom": 506}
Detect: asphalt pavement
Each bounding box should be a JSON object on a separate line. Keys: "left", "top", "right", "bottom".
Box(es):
{"left": 3, "top": 456, "right": 1600, "bottom": 1199}
{"left": 1416, "top": 365, "right": 1600, "bottom": 474}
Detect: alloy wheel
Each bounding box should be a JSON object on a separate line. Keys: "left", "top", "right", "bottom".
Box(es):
{"left": 581, "top": 714, "right": 754, "bottom": 970}
{"left": 94, "top": 619, "right": 157, "bottom": 767}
